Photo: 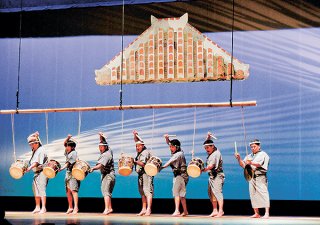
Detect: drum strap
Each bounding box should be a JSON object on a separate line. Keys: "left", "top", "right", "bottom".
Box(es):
{"left": 28, "top": 149, "right": 37, "bottom": 166}
{"left": 135, "top": 152, "right": 146, "bottom": 174}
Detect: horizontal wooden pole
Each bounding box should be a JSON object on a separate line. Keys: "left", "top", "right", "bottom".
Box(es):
{"left": 0, "top": 101, "right": 256, "bottom": 114}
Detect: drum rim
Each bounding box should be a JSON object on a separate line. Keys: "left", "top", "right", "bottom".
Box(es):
{"left": 145, "top": 163, "right": 158, "bottom": 169}
{"left": 43, "top": 167, "right": 56, "bottom": 178}
{"left": 72, "top": 167, "right": 86, "bottom": 172}
{"left": 44, "top": 167, "right": 55, "bottom": 172}
{"left": 72, "top": 169, "right": 85, "bottom": 180}
{"left": 118, "top": 169, "right": 133, "bottom": 176}
{"left": 9, "top": 167, "right": 24, "bottom": 179}
{"left": 9, "top": 166, "right": 23, "bottom": 173}
{"left": 187, "top": 164, "right": 201, "bottom": 169}
{"left": 118, "top": 166, "right": 133, "bottom": 170}
{"left": 145, "top": 166, "right": 158, "bottom": 176}
{"left": 187, "top": 165, "right": 201, "bottom": 177}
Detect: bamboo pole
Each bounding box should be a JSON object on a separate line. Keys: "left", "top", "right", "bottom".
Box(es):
{"left": 0, "top": 101, "right": 256, "bottom": 115}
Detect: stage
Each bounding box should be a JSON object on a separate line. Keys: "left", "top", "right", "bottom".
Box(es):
{"left": 3, "top": 212, "right": 320, "bottom": 225}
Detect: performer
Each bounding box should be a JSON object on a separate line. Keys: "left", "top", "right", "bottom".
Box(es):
{"left": 234, "top": 139, "right": 270, "bottom": 219}
{"left": 26, "top": 131, "right": 49, "bottom": 214}
{"left": 133, "top": 130, "right": 154, "bottom": 216}
{"left": 59, "top": 135, "right": 80, "bottom": 214}
{"left": 89, "top": 132, "right": 116, "bottom": 215}
{"left": 161, "top": 135, "right": 188, "bottom": 217}
{"left": 202, "top": 132, "right": 225, "bottom": 217}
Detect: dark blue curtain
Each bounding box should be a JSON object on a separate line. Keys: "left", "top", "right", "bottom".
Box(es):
{"left": 0, "top": 0, "right": 182, "bottom": 12}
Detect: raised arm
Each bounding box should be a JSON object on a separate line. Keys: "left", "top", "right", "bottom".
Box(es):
{"left": 133, "top": 130, "right": 141, "bottom": 142}
{"left": 163, "top": 134, "right": 170, "bottom": 145}
{"left": 64, "top": 134, "right": 72, "bottom": 146}
{"left": 234, "top": 153, "right": 246, "bottom": 168}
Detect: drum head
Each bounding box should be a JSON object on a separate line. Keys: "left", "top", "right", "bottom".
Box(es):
{"left": 118, "top": 167, "right": 132, "bottom": 176}
{"left": 244, "top": 165, "right": 254, "bottom": 181}
{"left": 145, "top": 163, "right": 158, "bottom": 176}
{"left": 187, "top": 164, "right": 201, "bottom": 178}
{"left": 72, "top": 168, "right": 85, "bottom": 180}
{"left": 9, "top": 167, "right": 23, "bottom": 179}
{"left": 43, "top": 167, "right": 56, "bottom": 179}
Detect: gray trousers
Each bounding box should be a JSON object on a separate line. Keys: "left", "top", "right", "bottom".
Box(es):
{"left": 101, "top": 174, "right": 115, "bottom": 197}
{"left": 32, "top": 172, "right": 49, "bottom": 197}
{"left": 138, "top": 173, "right": 154, "bottom": 197}
{"left": 249, "top": 175, "right": 270, "bottom": 208}
{"left": 208, "top": 173, "right": 225, "bottom": 201}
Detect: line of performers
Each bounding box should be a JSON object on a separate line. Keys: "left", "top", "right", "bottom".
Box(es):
{"left": 9, "top": 131, "right": 270, "bottom": 219}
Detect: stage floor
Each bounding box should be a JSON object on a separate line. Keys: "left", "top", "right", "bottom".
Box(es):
{"left": 4, "top": 212, "right": 320, "bottom": 225}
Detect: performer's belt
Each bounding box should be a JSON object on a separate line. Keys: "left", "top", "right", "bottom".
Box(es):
{"left": 253, "top": 172, "right": 266, "bottom": 178}
{"left": 208, "top": 170, "right": 223, "bottom": 178}
{"left": 173, "top": 167, "right": 187, "bottom": 177}
{"left": 137, "top": 167, "right": 145, "bottom": 175}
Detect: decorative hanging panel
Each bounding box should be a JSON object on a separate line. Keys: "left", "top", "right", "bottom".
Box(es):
{"left": 95, "top": 13, "right": 249, "bottom": 85}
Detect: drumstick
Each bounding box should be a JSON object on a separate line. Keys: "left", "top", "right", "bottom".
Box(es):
{"left": 209, "top": 134, "right": 218, "bottom": 140}
{"left": 163, "top": 134, "right": 177, "bottom": 137}
{"left": 135, "top": 134, "right": 143, "bottom": 141}
{"left": 234, "top": 141, "right": 238, "bottom": 154}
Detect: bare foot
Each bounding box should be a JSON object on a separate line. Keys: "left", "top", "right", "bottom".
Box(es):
{"left": 181, "top": 211, "right": 189, "bottom": 217}
{"left": 144, "top": 209, "right": 151, "bottom": 216}
{"left": 71, "top": 208, "right": 79, "bottom": 215}
{"left": 103, "top": 209, "right": 113, "bottom": 215}
{"left": 66, "top": 208, "right": 73, "bottom": 214}
{"left": 39, "top": 208, "right": 47, "bottom": 214}
{"left": 214, "top": 211, "right": 224, "bottom": 218}
{"left": 136, "top": 210, "right": 146, "bottom": 216}
{"left": 208, "top": 210, "right": 218, "bottom": 217}
{"left": 172, "top": 211, "right": 180, "bottom": 217}
{"left": 261, "top": 213, "right": 269, "bottom": 219}
{"left": 250, "top": 213, "right": 261, "bottom": 218}
{"left": 32, "top": 208, "right": 40, "bottom": 214}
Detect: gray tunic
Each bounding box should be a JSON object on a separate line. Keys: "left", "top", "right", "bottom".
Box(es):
{"left": 206, "top": 149, "right": 225, "bottom": 201}
{"left": 166, "top": 150, "right": 188, "bottom": 197}
{"left": 135, "top": 149, "right": 154, "bottom": 197}
{"left": 244, "top": 150, "right": 270, "bottom": 208}
{"left": 65, "top": 150, "right": 80, "bottom": 192}
{"left": 97, "top": 149, "right": 116, "bottom": 197}
{"left": 29, "top": 146, "right": 49, "bottom": 197}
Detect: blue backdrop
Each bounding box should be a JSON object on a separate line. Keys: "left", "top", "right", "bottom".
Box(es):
{"left": 1, "top": 27, "right": 320, "bottom": 200}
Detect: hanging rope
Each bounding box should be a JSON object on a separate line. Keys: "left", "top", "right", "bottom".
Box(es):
{"left": 119, "top": 0, "right": 125, "bottom": 109}
{"left": 191, "top": 107, "right": 197, "bottom": 159}
{"left": 11, "top": 114, "right": 17, "bottom": 162}
{"left": 120, "top": 110, "right": 124, "bottom": 153}
{"left": 229, "top": 0, "right": 235, "bottom": 107}
{"left": 119, "top": 0, "right": 125, "bottom": 155}
{"left": 241, "top": 106, "right": 248, "bottom": 156}
{"left": 78, "top": 111, "right": 82, "bottom": 136}
{"left": 45, "top": 112, "right": 49, "bottom": 145}
{"left": 15, "top": 0, "right": 23, "bottom": 113}
{"left": 151, "top": 108, "right": 155, "bottom": 151}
